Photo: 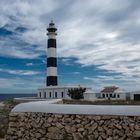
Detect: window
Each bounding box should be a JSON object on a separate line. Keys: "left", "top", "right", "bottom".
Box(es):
{"left": 44, "top": 92, "right": 46, "bottom": 98}
{"left": 39, "top": 92, "right": 41, "bottom": 98}
{"left": 102, "top": 94, "right": 105, "bottom": 98}
{"left": 49, "top": 92, "right": 51, "bottom": 98}
{"left": 110, "top": 94, "right": 112, "bottom": 98}
{"left": 106, "top": 94, "right": 108, "bottom": 97}
{"left": 61, "top": 92, "right": 64, "bottom": 98}
{"left": 117, "top": 94, "right": 120, "bottom": 98}
{"left": 55, "top": 92, "right": 57, "bottom": 98}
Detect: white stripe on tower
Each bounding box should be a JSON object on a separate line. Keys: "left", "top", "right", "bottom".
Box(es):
{"left": 46, "top": 21, "right": 58, "bottom": 86}
{"left": 47, "top": 48, "right": 56, "bottom": 58}
{"left": 47, "top": 67, "right": 57, "bottom": 76}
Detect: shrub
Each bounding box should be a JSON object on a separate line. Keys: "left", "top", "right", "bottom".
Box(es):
{"left": 67, "top": 87, "right": 86, "bottom": 99}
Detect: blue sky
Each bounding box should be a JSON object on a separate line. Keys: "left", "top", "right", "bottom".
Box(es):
{"left": 0, "top": 0, "right": 140, "bottom": 93}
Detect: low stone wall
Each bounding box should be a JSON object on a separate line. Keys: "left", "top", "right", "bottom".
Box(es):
{"left": 6, "top": 112, "right": 140, "bottom": 140}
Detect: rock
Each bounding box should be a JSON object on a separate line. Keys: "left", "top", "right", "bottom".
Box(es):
{"left": 54, "top": 114, "right": 62, "bottom": 118}
{"left": 65, "top": 125, "right": 71, "bottom": 133}
{"left": 119, "top": 135, "right": 126, "bottom": 140}
{"left": 48, "top": 133, "right": 63, "bottom": 139}
{"left": 35, "top": 132, "right": 42, "bottom": 139}
{"left": 82, "top": 130, "right": 88, "bottom": 136}
{"left": 76, "top": 124, "right": 83, "bottom": 128}
{"left": 93, "top": 116, "right": 101, "bottom": 121}
{"left": 133, "top": 130, "right": 140, "bottom": 137}
{"left": 99, "top": 120, "right": 104, "bottom": 125}
{"left": 85, "top": 123, "right": 90, "bottom": 129}
{"left": 113, "top": 135, "right": 119, "bottom": 140}
{"left": 98, "top": 126, "right": 104, "bottom": 132}
{"left": 106, "top": 129, "right": 112, "bottom": 136}
{"left": 56, "top": 122, "right": 63, "bottom": 129}
{"left": 9, "top": 122, "right": 17, "bottom": 128}
{"left": 71, "top": 126, "right": 76, "bottom": 132}
{"left": 38, "top": 129, "right": 46, "bottom": 135}
{"left": 78, "top": 127, "right": 84, "bottom": 132}
{"left": 135, "top": 124, "right": 140, "bottom": 130}
{"left": 102, "top": 116, "right": 111, "bottom": 120}
{"left": 47, "top": 117, "right": 53, "bottom": 123}
{"left": 106, "top": 137, "right": 113, "bottom": 140}
{"left": 98, "top": 136, "right": 103, "bottom": 140}
{"left": 40, "top": 138, "right": 46, "bottom": 140}
{"left": 72, "top": 133, "right": 83, "bottom": 140}
{"left": 9, "top": 113, "right": 18, "bottom": 117}
{"left": 115, "top": 124, "right": 122, "bottom": 129}
{"left": 48, "top": 127, "right": 60, "bottom": 133}
{"left": 9, "top": 116, "right": 17, "bottom": 122}
{"left": 129, "top": 123, "right": 135, "bottom": 131}
{"left": 75, "top": 118, "right": 81, "bottom": 123}
{"left": 93, "top": 131, "right": 99, "bottom": 138}
{"left": 91, "top": 122, "right": 98, "bottom": 131}
{"left": 88, "top": 135, "right": 94, "bottom": 140}
{"left": 101, "top": 132, "right": 106, "bottom": 139}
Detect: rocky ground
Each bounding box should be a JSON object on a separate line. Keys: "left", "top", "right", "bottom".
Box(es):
{"left": 0, "top": 100, "right": 17, "bottom": 138}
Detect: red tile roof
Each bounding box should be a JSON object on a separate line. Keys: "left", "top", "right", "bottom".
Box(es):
{"left": 101, "top": 86, "right": 118, "bottom": 93}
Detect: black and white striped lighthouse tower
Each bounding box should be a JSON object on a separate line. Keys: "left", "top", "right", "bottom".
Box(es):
{"left": 46, "top": 21, "right": 58, "bottom": 86}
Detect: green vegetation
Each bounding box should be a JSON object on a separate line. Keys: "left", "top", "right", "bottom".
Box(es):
{"left": 67, "top": 87, "right": 86, "bottom": 99}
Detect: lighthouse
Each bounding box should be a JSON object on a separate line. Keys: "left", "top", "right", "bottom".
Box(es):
{"left": 38, "top": 21, "right": 93, "bottom": 100}
{"left": 46, "top": 21, "right": 58, "bottom": 86}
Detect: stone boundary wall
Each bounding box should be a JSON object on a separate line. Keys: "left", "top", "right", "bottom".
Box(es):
{"left": 6, "top": 112, "right": 140, "bottom": 140}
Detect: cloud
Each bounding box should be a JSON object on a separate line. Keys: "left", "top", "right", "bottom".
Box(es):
{"left": 0, "top": 0, "right": 60, "bottom": 59}
{"left": 0, "top": 0, "right": 140, "bottom": 90}
{"left": 0, "top": 77, "right": 45, "bottom": 93}
{"left": 0, "top": 68, "right": 40, "bottom": 76}
{"left": 26, "top": 63, "right": 33, "bottom": 66}
{"left": 73, "top": 72, "right": 80, "bottom": 75}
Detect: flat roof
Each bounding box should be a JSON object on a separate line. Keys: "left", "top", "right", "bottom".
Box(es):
{"left": 38, "top": 86, "right": 92, "bottom": 90}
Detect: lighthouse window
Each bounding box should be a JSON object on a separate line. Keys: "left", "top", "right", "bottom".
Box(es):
{"left": 61, "top": 92, "right": 64, "bottom": 98}
{"left": 49, "top": 92, "right": 51, "bottom": 98}
{"left": 55, "top": 92, "right": 57, "bottom": 98}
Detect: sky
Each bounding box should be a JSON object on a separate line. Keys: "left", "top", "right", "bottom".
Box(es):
{"left": 0, "top": 0, "right": 140, "bottom": 93}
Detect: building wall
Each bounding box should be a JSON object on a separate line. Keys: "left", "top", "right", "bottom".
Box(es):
{"left": 38, "top": 87, "right": 94, "bottom": 100}
{"left": 84, "top": 93, "right": 96, "bottom": 100}
{"left": 38, "top": 88, "right": 70, "bottom": 99}
{"left": 6, "top": 112, "right": 140, "bottom": 140}
{"left": 101, "top": 92, "right": 126, "bottom": 100}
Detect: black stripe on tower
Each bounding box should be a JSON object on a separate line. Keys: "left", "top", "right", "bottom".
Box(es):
{"left": 48, "top": 39, "right": 56, "bottom": 48}
{"left": 47, "top": 58, "right": 57, "bottom": 67}
{"left": 47, "top": 76, "right": 57, "bottom": 86}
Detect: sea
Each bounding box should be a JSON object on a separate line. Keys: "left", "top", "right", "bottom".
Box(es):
{"left": 0, "top": 93, "right": 37, "bottom": 101}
